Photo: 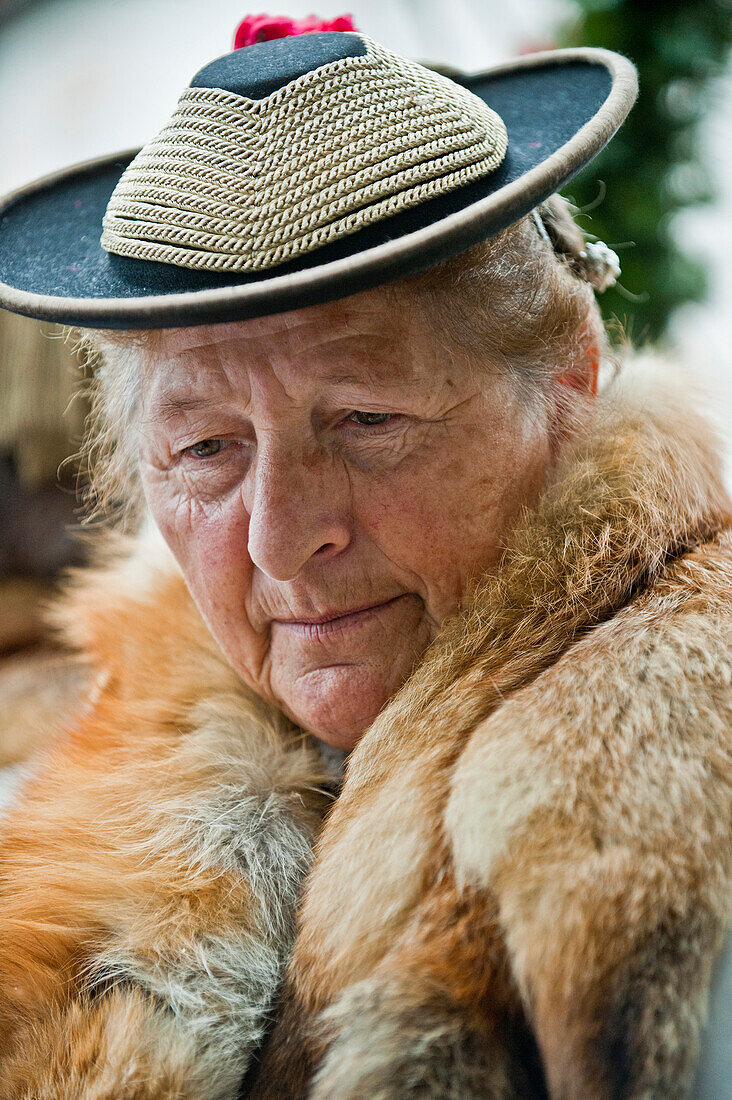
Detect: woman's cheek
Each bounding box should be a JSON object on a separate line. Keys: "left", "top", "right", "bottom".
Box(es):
{"left": 148, "top": 475, "right": 262, "bottom": 670}
{"left": 142, "top": 471, "right": 198, "bottom": 564}
{"left": 360, "top": 468, "right": 452, "bottom": 566}
{"left": 142, "top": 467, "right": 245, "bottom": 582}
{"left": 181, "top": 494, "right": 251, "bottom": 594}
{"left": 357, "top": 459, "right": 508, "bottom": 623}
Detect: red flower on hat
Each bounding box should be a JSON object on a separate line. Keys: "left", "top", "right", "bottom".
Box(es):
{"left": 234, "top": 13, "right": 356, "bottom": 49}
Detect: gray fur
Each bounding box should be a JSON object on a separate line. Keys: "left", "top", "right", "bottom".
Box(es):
{"left": 88, "top": 697, "right": 328, "bottom": 1099}
{"left": 310, "top": 979, "right": 542, "bottom": 1100}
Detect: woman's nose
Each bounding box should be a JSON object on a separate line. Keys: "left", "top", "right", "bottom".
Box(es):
{"left": 244, "top": 442, "right": 351, "bottom": 581}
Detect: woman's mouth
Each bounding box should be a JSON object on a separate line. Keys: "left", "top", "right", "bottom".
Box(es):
{"left": 272, "top": 595, "right": 410, "bottom": 640}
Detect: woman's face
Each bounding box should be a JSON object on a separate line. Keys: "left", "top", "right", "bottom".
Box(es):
{"left": 139, "top": 289, "right": 557, "bottom": 750}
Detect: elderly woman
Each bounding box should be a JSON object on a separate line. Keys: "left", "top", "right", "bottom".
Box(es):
{"left": 0, "top": 21, "right": 730, "bottom": 1100}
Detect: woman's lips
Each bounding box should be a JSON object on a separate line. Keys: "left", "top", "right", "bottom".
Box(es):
{"left": 272, "top": 594, "right": 411, "bottom": 640}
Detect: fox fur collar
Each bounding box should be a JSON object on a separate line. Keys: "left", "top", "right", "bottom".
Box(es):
{"left": 0, "top": 353, "right": 730, "bottom": 1100}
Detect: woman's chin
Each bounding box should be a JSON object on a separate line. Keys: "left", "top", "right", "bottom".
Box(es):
{"left": 276, "top": 662, "right": 409, "bottom": 752}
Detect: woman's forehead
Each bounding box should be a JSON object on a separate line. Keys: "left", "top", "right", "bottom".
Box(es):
{"left": 139, "top": 293, "right": 453, "bottom": 409}
{"left": 149, "top": 287, "right": 410, "bottom": 360}
{"left": 140, "top": 289, "right": 449, "bottom": 391}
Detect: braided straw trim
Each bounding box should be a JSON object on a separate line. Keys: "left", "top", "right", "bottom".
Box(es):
{"left": 101, "top": 35, "right": 508, "bottom": 272}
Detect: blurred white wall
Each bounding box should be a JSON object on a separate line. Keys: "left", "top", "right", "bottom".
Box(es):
{"left": 670, "top": 65, "right": 732, "bottom": 486}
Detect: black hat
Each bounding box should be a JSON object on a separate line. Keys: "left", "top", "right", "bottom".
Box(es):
{"left": 0, "top": 30, "right": 637, "bottom": 330}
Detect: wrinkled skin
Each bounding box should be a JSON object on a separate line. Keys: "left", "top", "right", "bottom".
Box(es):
{"left": 139, "top": 289, "right": 576, "bottom": 750}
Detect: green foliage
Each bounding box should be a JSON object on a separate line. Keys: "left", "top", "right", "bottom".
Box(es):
{"left": 557, "top": 0, "right": 732, "bottom": 342}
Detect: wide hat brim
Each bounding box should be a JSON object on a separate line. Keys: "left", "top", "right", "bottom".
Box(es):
{"left": 0, "top": 46, "right": 637, "bottom": 330}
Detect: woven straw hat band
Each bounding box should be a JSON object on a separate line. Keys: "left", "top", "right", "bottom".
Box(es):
{"left": 100, "top": 35, "right": 508, "bottom": 273}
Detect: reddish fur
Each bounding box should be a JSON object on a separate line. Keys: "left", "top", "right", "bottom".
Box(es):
{"left": 0, "top": 575, "right": 238, "bottom": 1050}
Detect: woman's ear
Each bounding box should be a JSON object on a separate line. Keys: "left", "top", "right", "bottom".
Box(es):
{"left": 548, "top": 344, "right": 599, "bottom": 459}
{"left": 556, "top": 345, "right": 599, "bottom": 397}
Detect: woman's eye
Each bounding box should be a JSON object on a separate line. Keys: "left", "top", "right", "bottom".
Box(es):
{"left": 186, "top": 438, "right": 223, "bottom": 458}
{"left": 348, "top": 411, "right": 393, "bottom": 427}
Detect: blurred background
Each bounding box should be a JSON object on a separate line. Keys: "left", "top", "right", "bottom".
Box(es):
{"left": 1, "top": 0, "right": 731, "bottom": 690}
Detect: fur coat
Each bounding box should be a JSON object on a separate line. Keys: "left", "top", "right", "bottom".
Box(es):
{"left": 0, "top": 353, "right": 730, "bottom": 1100}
